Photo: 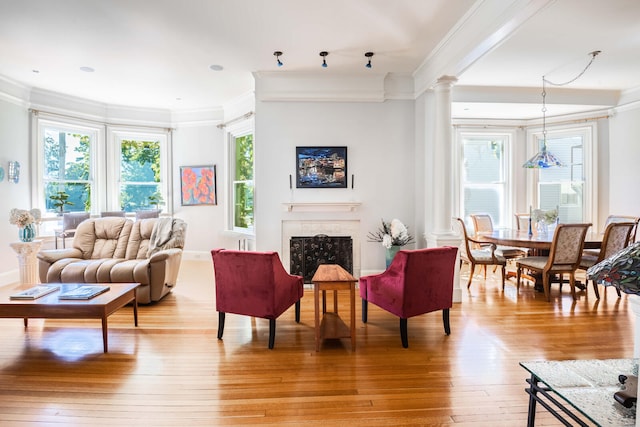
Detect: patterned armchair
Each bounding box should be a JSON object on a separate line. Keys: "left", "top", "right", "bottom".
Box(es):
{"left": 516, "top": 223, "right": 591, "bottom": 301}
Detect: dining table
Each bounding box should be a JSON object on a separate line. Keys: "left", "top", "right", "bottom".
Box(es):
{"left": 477, "top": 228, "right": 602, "bottom": 252}
{"left": 476, "top": 228, "right": 602, "bottom": 292}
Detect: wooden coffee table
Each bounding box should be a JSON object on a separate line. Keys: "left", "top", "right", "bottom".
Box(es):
{"left": 311, "top": 264, "right": 356, "bottom": 352}
{"left": 0, "top": 283, "right": 139, "bottom": 353}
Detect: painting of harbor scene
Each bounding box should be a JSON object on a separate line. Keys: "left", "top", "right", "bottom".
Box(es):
{"left": 296, "top": 146, "right": 347, "bottom": 188}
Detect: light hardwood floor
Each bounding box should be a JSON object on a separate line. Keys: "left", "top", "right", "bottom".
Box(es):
{"left": 0, "top": 260, "right": 634, "bottom": 426}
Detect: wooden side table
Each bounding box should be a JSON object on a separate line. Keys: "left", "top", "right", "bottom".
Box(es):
{"left": 9, "top": 240, "right": 43, "bottom": 285}
{"left": 311, "top": 264, "right": 356, "bottom": 352}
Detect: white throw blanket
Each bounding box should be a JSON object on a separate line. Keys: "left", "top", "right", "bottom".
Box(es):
{"left": 148, "top": 218, "right": 175, "bottom": 256}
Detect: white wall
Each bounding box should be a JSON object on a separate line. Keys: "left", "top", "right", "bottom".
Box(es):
{"left": 0, "top": 97, "right": 30, "bottom": 280}
{"left": 609, "top": 105, "right": 640, "bottom": 217}
{"left": 254, "top": 96, "right": 416, "bottom": 272}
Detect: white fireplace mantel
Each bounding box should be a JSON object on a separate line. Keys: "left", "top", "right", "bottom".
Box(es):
{"left": 282, "top": 201, "right": 361, "bottom": 213}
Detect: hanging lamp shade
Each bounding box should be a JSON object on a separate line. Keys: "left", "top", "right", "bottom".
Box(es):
{"left": 522, "top": 140, "right": 564, "bottom": 168}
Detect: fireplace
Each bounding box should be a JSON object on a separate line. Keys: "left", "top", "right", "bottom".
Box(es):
{"left": 290, "top": 235, "right": 353, "bottom": 283}
{"left": 281, "top": 220, "right": 360, "bottom": 279}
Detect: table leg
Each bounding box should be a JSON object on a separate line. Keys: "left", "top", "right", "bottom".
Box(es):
{"left": 132, "top": 290, "right": 138, "bottom": 326}
{"left": 350, "top": 283, "right": 355, "bottom": 351}
{"left": 102, "top": 316, "right": 108, "bottom": 353}
{"left": 24, "top": 318, "right": 28, "bottom": 328}
{"left": 314, "top": 285, "right": 320, "bottom": 352}
{"left": 526, "top": 374, "right": 538, "bottom": 427}
{"left": 322, "top": 290, "right": 326, "bottom": 314}
{"left": 333, "top": 290, "right": 338, "bottom": 314}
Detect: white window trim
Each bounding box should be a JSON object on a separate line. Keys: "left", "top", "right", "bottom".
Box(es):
{"left": 454, "top": 127, "right": 517, "bottom": 228}
{"left": 32, "top": 115, "right": 103, "bottom": 218}
{"left": 525, "top": 123, "right": 598, "bottom": 226}
{"left": 107, "top": 127, "right": 171, "bottom": 213}
{"left": 225, "top": 117, "right": 255, "bottom": 236}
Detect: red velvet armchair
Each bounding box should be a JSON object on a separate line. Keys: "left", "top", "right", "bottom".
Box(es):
{"left": 211, "top": 249, "right": 304, "bottom": 349}
{"left": 359, "top": 246, "right": 458, "bottom": 348}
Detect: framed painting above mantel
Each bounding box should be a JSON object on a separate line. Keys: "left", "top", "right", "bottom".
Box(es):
{"left": 296, "top": 146, "right": 347, "bottom": 189}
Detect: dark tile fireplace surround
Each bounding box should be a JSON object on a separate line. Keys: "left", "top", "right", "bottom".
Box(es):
{"left": 289, "top": 235, "right": 353, "bottom": 283}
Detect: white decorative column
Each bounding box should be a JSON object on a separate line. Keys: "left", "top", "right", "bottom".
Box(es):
{"left": 10, "top": 240, "right": 43, "bottom": 285}
{"left": 629, "top": 297, "right": 640, "bottom": 427}
{"left": 425, "top": 76, "right": 462, "bottom": 302}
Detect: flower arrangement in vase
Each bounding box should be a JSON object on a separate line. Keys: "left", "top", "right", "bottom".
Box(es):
{"left": 367, "top": 218, "right": 415, "bottom": 268}
{"left": 9, "top": 208, "right": 40, "bottom": 242}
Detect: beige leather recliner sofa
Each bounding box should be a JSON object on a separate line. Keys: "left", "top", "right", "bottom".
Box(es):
{"left": 37, "top": 216, "right": 187, "bottom": 304}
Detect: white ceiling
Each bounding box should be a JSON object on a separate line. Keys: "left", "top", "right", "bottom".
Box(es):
{"left": 1, "top": 0, "right": 639, "bottom": 118}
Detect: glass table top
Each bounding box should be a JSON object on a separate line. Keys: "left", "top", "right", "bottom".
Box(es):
{"left": 520, "top": 359, "right": 637, "bottom": 426}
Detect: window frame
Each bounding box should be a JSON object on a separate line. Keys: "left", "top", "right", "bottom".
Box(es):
{"left": 454, "top": 128, "right": 516, "bottom": 228}
{"left": 225, "top": 117, "right": 255, "bottom": 236}
{"left": 525, "top": 123, "right": 597, "bottom": 226}
{"left": 106, "top": 127, "right": 170, "bottom": 213}
{"left": 34, "top": 116, "right": 102, "bottom": 218}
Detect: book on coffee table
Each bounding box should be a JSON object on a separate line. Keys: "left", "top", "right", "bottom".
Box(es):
{"left": 58, "top": 285, "right": 110, "bottom": 300}
{"left": 10, "top": 285, "right": 60, "bottom": 300}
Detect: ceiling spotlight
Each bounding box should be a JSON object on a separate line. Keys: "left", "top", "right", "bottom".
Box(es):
{"left": 365, "top": 52, "right": 374, "bottom": 69}
{"left": 79, "top": 66, "right": 95, "bottom": 73}
{"left": 209, "top": 64, "right": 224, "bottom": 71}
{"left": 273, "top": 51, "right": 283, "bottom": 67}
{"left": 319, "top": 51, "right": 329, "bottom": 68}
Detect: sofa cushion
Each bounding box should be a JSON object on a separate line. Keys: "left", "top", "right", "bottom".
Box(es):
{"left": 125, "top": 218, "right": 156, "bottom": 260}
{"left": 74, "top": 217, "right": 133, "bottom": 259}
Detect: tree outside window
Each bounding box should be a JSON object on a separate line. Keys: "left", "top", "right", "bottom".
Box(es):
{"left": 233, "top": 134, "right": 254, "bottom": 230}
{"left": 120, "top": 139, "right": 162, "bottom": 212}
{"left": 43, "top": 128, "right": 93, "bottom": 213}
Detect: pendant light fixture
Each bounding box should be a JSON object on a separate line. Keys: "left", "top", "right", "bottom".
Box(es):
{"left": 365, "top": 52, "right": 374, "bottom": 69}
{"left": 523, "top": 50, "right": 601, "bottom": 169}
{"left": 273, "top": 51, "right": 283, "bottom": 67}
{"left": 319, "top": 51, "right": 328, "bottom": 68}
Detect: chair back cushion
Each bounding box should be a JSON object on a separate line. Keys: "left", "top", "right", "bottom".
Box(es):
{"left": 471, "top": 214, "right": 494, "bottom": 234}
{"left": 359, "top": 246, "right": 458, "bottom": 319}
{"left": 601, "top": 222, "right": 635, "bottom": 260}
{"left": 548, "top": 223, "right": 591, "bottom": 267}
{"left": 62, "top": 212, "right": 90, "bottom": 231}
{"left": 73, "top": 217, "right": 133, "bottom": 259}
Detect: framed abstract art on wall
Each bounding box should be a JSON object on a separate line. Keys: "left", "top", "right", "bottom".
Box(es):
{"left": 180, "top": 165, "right": 217, "bottom": 206}
{"left": 296, "top": 146, "right": 347, "bottom": 188}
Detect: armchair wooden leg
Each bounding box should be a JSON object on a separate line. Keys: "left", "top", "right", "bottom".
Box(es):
{"left": 362, "top": 299, "right": 368, "bottom": 323}
{"left": 467, "top": 264, "right": 475, "bottom": 289}
{"left": 217, "top": 312, "right": 225, "bottom": 340}
{"left": 268, "top": 319, "right": 276, "bottom": 349}
{"left": 295, "top": 300, "right": 301, "bottom": 323}
{"left": 400, "top": 318, "right": 408, "bottom": 348}
{"left": 443, "top": 308, "right": 450, "bottom": 335}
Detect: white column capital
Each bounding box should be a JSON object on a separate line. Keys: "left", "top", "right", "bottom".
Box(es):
{"left": 435, "top": 75, "right": 458, "bottom": 88}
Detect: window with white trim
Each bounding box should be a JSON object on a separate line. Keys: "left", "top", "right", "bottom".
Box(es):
{"left": 225, "top": 118, "right": 255, "bottom": 234}
{"left": 458, "top": 131, "right": 512, "bottom": 228}
{"left": 528, "top": 125, "right": 596, "bottom": 223}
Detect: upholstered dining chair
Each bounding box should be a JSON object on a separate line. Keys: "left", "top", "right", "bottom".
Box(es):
{"left": 54, "top": 212, "right": 90, "bottom": 249}
{"left": 454, "top": 217, "right": 506, "bottom": 290}
{"left": 211, "top": 249, "right": 304, "bottom": 349}
{"left": 604, "top": 215, "right": 640, "bottom": 243}
{"left": 359, "top": 246, "right": 458, "bottom": 348}
{"left": 470, "top": 213, "right": 527, "bottom": 267}
{"left": 516, "top": 223, "right": 592, "bottom": 301}
{"left": 578, "top": 221, "right": 635, "bottom": 299}
{"left": 514, "top": 213, "right": 531, "bottom": 231}
{"left": 100, "top": 211, "right": 126, "bottom": 217}
{"left": 135, "top": 209, "right": 160, "bottom": 220}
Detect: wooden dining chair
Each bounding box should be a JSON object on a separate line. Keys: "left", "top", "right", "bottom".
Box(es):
{"left": 516, "top": 223, "right": 591, "bottom": 301}
{"left": 514, "top": 213, "right": 530, "bottom": 231}
{"left": 578, "top": 221, "right": 635, "bottom": 299}
{"left": 454, "top": 217, "right": 506, "bottom": 289}
{"left": 604, "top": 215, "right": 640, "bottom": 243}
{"left": 470, "top": 214, "right": 527, "bottom": 281}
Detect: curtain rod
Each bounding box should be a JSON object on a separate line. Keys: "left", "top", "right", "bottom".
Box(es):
{"left": 216, "top": 111, "right": 254, "bottom": 129}
{"left": 29, "top": 108, "right": 174, "bottom": 132}
{"left": 454, "top": 113, "right": 611, "bottom": 129}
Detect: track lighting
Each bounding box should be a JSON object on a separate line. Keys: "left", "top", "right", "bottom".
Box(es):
{"left": 273, "top": 51, "right": 283, "bottom": 67}
{"left": 319, "top": 51, "right": 328, "bottom": 68}
{"left": 365, "top": 52, "right": 374, "bottom": 69}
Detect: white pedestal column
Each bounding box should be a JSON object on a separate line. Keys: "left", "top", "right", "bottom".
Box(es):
{"left": 627, "top": 296, "right": 640, "bottom": 427}
{"left": 9, "top": 240, "right": 43, "bottom": 285}
{"left": 425, "top": 76, "right": 462, "bottom": 302}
